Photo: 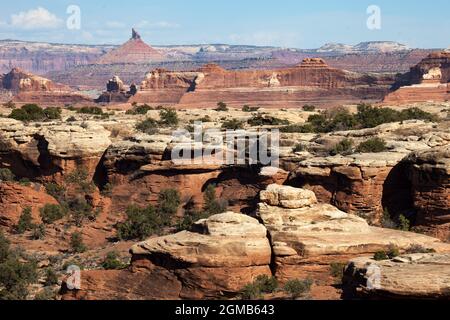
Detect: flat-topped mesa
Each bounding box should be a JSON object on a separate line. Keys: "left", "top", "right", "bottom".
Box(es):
{"left": 2, "top": 67, "right": 68, "bottom": 92}
{"left": 383, "top": 51, "right": 450, "bottom": 104}
{"left": 131, "top": 59, "right": 393, "bottom": 107}
{"left": 1, "top": 67, "right": 91, "bottom": 103}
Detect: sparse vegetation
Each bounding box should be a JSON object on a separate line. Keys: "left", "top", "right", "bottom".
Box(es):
{"left": 374, "top": 245, "right": 400, "bottom": 261}
{"left": 329, "top": 138, "right": 353, "bottom": 156}
{"left": 356, "top": 137, "right": 388, "bottom": 153}
{"left": 116, "top": 205, "right": 162, "bottom": 240}
{"left": 0, "top": 168, "right": 15, "bottom": 182}
{"left": 34, "top": 288, "right": 57, "bottom": 301}
{"left": 203, "top": 184, "right": 227, "bottom": 215}
{"left": 157, "top": 189, "right": 181, "bottom": 223}
{"left": 2, "top": 100, "right": 15, "bottom": 109}
{"left": 215, "top": 102, "right": 229, "bottom": 112}
{"left": 381, "top": 209, "right": 412, "bottom": 232}
{"left": 9, "top": 104, "right": 62, "bottom": 122}
{"left": 302, "top": 105, "right": 316, "bottom": 112}
{"left": 405, "top": 244, "right": 436, "bottom": 254}
{"left": 16, "top": 207, "right": 34, "bottom": 234}
{"left": 77, "top": 106, "right": 104, "bottom": 115}
{"left": 45, "top": 182, "right": 66, "bottom": 201}
{"left": 18, "top": 178, "right": 31, "bottom": 186}
{"left": 283, "top": 278, "right": 313, "bottom": 299}
{"left": 136, "top": 118, "right": 159, "bottom": 135}
{"left": 240, "top": 275, "right": 279, "bottom": 299}
{"left": 398, "top": 214, "right": 411, "bottom": 231}
{"left": 0, "top": 231, "right": 38, "bottom": 300}
{"left": 68, "top": 198, "right": 97, "bottom": 227}
{"left": 221, "top": 118, "right": 244, "bottom": 130}
{"left": 330, "top": 262, "right": 346, "bottom": 280}
{"left": 102, "top": 251, "right": 127, "bottom": 270}
{"left": 39, "top": 204, "right": 67, "bottom": 224}
{"left": 279, "top": 104, "right": 438, "bottom": 134}
{"left": 31, "top": 224, "right": 46, "bottom": 240}
{"left": 373, "top": 251, "right": 389, "bottom": 261}
{"left": 159, "top": 108, "right": 179, "bottom": 127}
{"left": 65, "top": 169, "right": 95, "bottom": 194}
{"left": 242, "top": 105, "right": 259, "bottom": 112}
{"left": 293, "top": 144, "right": 306, "bottom": 153}
{"left": 247, "top": 115, "right": 289, "bottom": 126}
{"left": 44, "top": 268, "right": 59, "bottom": 286}
{"left": 70, "top": 232, "right": 87, "bottom": 253}
{"left": 125, "top": 104, "right": 153, "bottom": 115}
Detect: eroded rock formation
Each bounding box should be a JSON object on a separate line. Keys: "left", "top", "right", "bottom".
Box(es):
{"left": 95, "top": 75, "right": 137, "bottom": 103}
{"left": 384, "top": 51, "right": 450, "bottom": 104}
{"left": 405, "top": 146, "right": 450, "bottom": 240}
{"left": 61, "top": 185, "right": 450, "bottom": 300}
{"left": 258, "top": 185, "right": 449, "bottom": 284}
{"left": 130, "top": 59, "right": 394, "bottom": 107}
{"left": 286, "top": 121, "right": 450, "bottom": 226}
{"left": 345, "top": 253, "right": 450, "bottom": 299}
{"left": 0, "top": 118, "right": 111, "bottom": 182}
{"left": 1, "top": 67, "right": 91, "bottom": 104}
{"left": 96, "top": 29, "right": 165, "bottom": 65}
{"left": 62, "top": 212, "right": 272, "bottom": 300}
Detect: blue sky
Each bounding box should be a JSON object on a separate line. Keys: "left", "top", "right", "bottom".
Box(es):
{"left": 0, "top": 0, "right": 449, "bottom": 48}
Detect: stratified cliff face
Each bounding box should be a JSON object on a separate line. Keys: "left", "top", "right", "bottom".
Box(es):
{"left": 384, "top": 52, "right": 450, "bottom": 105}
{"left": 131, "top": 59, "right": 394, "bottom": 107}
{"left": 1, "top": 67, "right": 91, "bottom": 104}
{"left": 0, "top": 40, "right": 111, "bottom": 75}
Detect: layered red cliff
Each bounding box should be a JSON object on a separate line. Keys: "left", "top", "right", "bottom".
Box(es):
{"left": 384, "top": 51, "right": 450, "bottom": 104}
{"left": 1, "top": 67, "right": 91, "bottom": 104}
{"left": 131, "top": 58, "right": 394, "bottom": 108}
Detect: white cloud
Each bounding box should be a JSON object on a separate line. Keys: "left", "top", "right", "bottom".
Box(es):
{"left": 137, "top": 20, "right": 180, "bottom": 29}
{"left": 10, "top": 7, "right": 63, "bottom": 30}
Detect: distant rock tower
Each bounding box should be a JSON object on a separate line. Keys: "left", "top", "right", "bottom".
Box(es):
{"left": 96, "top": 28, "right": 165, "bottom": 64}
{"left": 131, "top": 28, "right": 141, "bottom": 40}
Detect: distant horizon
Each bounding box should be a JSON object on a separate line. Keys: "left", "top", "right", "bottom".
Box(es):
{"left": 0, "top": 1, "right": 449, "bottom": 49}
{"left": 0, "top": 35, "right": 446, "bottom": 50}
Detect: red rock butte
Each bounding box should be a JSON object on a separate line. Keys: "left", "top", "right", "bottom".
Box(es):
{"left": 130, "top": 58, "right": 394, "bottom": 108}
{"left": 383, "top": 51, "right": 450, "bottom": 105}
{"left": 96, "top": 29, "right": 166, "bottom": 65}
{"left": 0, "top": 67, "right": 91, "bottom": 104}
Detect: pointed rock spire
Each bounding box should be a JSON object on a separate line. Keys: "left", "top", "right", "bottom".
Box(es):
{"left": 131, "top": 28, "right": 141, "bottom": 40}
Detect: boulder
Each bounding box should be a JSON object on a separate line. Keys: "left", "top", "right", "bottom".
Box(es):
{"left": 260, "top": 184, "right": 317, "bottom": 209}
{"left": 345, "top": 253, "right": 450, "bottom": 299}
